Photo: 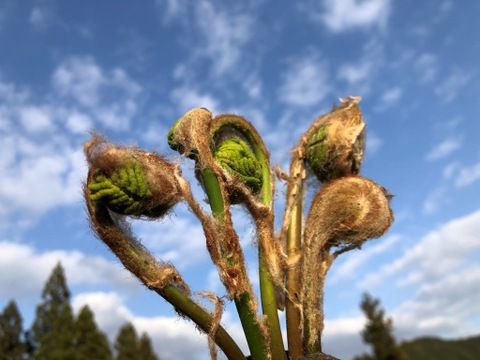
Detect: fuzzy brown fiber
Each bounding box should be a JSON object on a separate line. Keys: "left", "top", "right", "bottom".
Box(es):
{"left": 301, "top": 176, "right": 393, "bottom": 353}
{"left": 84, "top": 169, "right": 189, "bottom": 294}
{"left": 84, "top": 133, "right": 183, "bottom": 218}
{"left": 305, "top": 98, "right": 365, "bottom": 182}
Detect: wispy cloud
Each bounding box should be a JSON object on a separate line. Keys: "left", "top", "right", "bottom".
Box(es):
{"left": 422, "top": 185, "right": 447, "bottom": 214}
{"left": 0, "top": 56, "right": 145, "bottom": 224}
{"left": 0, "top": 241, "right": 138, "bottom": 300}
{"left": 194, "top": 1, "right": 254, "bottom": 78}
{"left": 278, "top": 50, "right": 330, "bottom": 106}
{"left": 330, "top": 235, "right": 401, "bottom": 284}
{"left": 435, "top": 67, "right": 471, "bottom": 102}
{"left": 134, "top": 209, "right": 210, "bottom": 270}
{"left": 425, "top": 136, "right": 462, "bottom": 161}
{"left": 73, "top": 291, "right": 248, "bottom": 360}
{"left": 52, "top": 56, "right": 142, "bottom": 130}
{"left": 414, "top": 53, "right": 439, "bottom": 83}
{"left": 18, "top": 105, "right": 54, "bottom": 133}
{"left": 455, "top": 161, "right": 480, "bottom": 187}
{"left": 300, "top": 0, "right": 392, "bottom": 33}
{"left": 394, "top": 266, "right": 480, "bottom": 338}
{"left": 170, "top": 84, "right": 219, "bottom": 114}
{"left": 361, "top": 209, "right": 480, "bottom": 288}
{"left": 365, "top": 132, "right": 383, "bottom": 156}
{"left": 375, "top": 86, "right": 403, "bottom": 110}
{"left": 355, "top": 209, "right": 480, "bottom": 339}
{"left": 155, "top": 0, "right": 189, "bottom": 24}
{"left": 29, "top": 7, "right": 53, "bottom": 30}
{"left": 337, "top": 37, "right": 385, "bottom": 95}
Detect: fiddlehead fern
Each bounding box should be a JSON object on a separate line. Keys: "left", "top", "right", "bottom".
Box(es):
{"left": 210, "top": 114, "right": 287, "bottom": 360}
{"left": 168, "top": 109, "right": 272, "bottom": 360}
{"left": 85, "top": 134, "right": 182, "bottom": 218}
{"left": 214, "top": 138, "right": 263, "bottom": 194}
{"left": 304, "top": 97, "right": 365, "bottom": 183}
{"left": 302, "top": 176, "right": 394, "bottom": 354}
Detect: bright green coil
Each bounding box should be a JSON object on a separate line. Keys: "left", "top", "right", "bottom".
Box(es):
{"left": 214, "top": 138, "right": 263, "bottom": 193}
{"left": 88, "top": 160, "right": 152, "bottom": 215}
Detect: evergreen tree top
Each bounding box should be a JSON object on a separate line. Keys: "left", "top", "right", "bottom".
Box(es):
{"left": 0, "top": 299, "right": 25, "bottom": 359}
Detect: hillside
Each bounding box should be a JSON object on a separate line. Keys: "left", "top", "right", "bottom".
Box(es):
{"left": 401, "top": 334, "right": 480, "bottom": 360}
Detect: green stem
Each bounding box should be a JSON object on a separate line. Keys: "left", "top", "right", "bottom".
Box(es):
{"left": 235, "top": 293, "right": 268, "bottom": 360}
{"left": 202, "top": 167, "right": 269, "bottom": 360}
{"left": 259, "top": 253, "right": 286, "bottom": 359}
{"left": 85, "top": 195, "right": 245, "bottom": 360}
{"left": 253, "top": 142, "right": 287, "bottom": 360}
{"left": 161, "top": 285, "right": 246, "bottom": 360}
{"left": 286, "top": 194, "right": 304, "bottom": 360}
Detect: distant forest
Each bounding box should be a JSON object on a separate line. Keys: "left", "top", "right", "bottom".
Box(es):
{"left": 2, "top": 262, "right": 479, "bottom": 360}
{"left": 401, "top": 335, "right": 480, "bottom": 360}
{"left": 0, "top": 262, "right": 159, "bottom": 360}
{"left": 354, "top": 292, "right": 480, "bottom": 360}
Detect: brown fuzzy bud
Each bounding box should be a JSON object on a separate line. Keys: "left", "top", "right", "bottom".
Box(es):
{"left": 305, "top": 97, "right": 365, "bottom": 182}
{"left": 84, "top": 134, "right": 182, "bottom": 218}
{"left": 305, "top": 176, "right": 393, "bottom": 249}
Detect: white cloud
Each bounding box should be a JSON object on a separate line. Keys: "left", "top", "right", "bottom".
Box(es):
{"left": 365, "top": 131, "right": 383, "bottom": 156}
{"left": 338, "top": 61, "right": 373, "bottom": 85}
{"left": 52, "top": 56, "right": 142, "bottom": 130}
{"left": 278, "top": 51, "right": 330, "bottom": 106}
{"left": 360, "top": 209, "right": 480, "bottom": 288}
{"left": 394, "top": 266, "right": 480, "bottom": 339}
{"left": 170, "top": 85, "right": 219, "bottom": 114}
{"left": 29, "top": 7, "right": 52, "bottom": 29}
{"left": 72, "top": 292, "right": 133, "bottom": 339}
{"left": 0, "top": 110, "right": 89, "bottom": 216}
{"left": 166, "top": 2, "right": 262, "bottom": 105}
{"left": 156, "top": 0, "right": 189, "bottom": 24}
{"left": 134, "top": 211, "right": 210, "bottom": 270}
{"left": 435, "top": 68, "right": 470, "bottom": 102}
{"left": 66, "top": 111, "right": 93, "bottom": 134}
{"left": 323, "top": 317, "right": 366, "bottom": 359}
{"left": 0, "top": 241, "right": 138, "bottom": 300}
{"left": 330, "top": 210, "right": 480, "bottom": 349}
{"left": 425, "top": 136, "right": 462, "bottom": 161}
{"left": 380, "top": 87, "right": 402, "bottom": 105}
{"left": 422, "top": 185, "right": 447, "bottom": 214}
{"left": 337, "top": 37, "right": 385, "bottom": 94}
{"left": 0, "top": 133, "right": 86, "bottom": 215}
{"left": 193, "top": 1, "right": 253, "bottom": 78}
{"left": 442, "top": 162, "right": 459, "bottom": 180}
{"left": 455, "top": 161, "right": 480, "bottom": 187}
{"left": 414, "top": 53, "right": 439, "bottom": 83}
{"left": 18, "top": 105, "right": 54, "bottom": 133}
{"left": 330, "top": 235, "right": 401, "bottom": 284}
{"left": 73, "top": 291, "right": 248, "bottom": 360}
{"left": 302, "top": 0, "right": 392, "bottom": 33}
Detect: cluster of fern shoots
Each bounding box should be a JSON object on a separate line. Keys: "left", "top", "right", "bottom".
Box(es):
{"left": 83, "top": 96, "right": 393, "bottom": 360}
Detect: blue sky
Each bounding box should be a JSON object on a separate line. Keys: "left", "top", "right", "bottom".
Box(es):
{"left": 1, "top": 0, "right": 480, "bottom": 359}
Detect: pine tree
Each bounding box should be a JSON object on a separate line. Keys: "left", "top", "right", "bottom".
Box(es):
{"left": 31, "top": 262, "right": 75, "bottom": 359}
{"left": 354, "top": 293, "right": 408, "bottom": 360}
{"left": 0, "top": 300, "right": 25, "bottom": 359}
{"left": 73, "top": 305, "right": 112, "bottom": 360}
{"left": 36, "top": 303, "right": 75, "bottom": 360}
{"left": 114, "top": 322, "right": 140, "bottom": 360}
{"left": 139, "top": 332, "right": 159, "bottom": 360}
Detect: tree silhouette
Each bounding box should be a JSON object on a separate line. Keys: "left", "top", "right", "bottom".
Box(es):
{"left": 115, "top": 322, "right": 141, "bottom": 360}
{"left": 139, "top": 332, "right": 159, "bottom": 360}
{"left": 113, "top": 322, "right": 160, "bottom": 360}
{"left": 31, "top": 262, "right": 75, "bottom": 359}
{"left": 73, "top": 305, "right": 112, "bottom": 360}
{"left": 354, "top": 293, "right": 407, "bottom": 360}
{"left": 0, "top": 300, "right": 25, "bottom": 359}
